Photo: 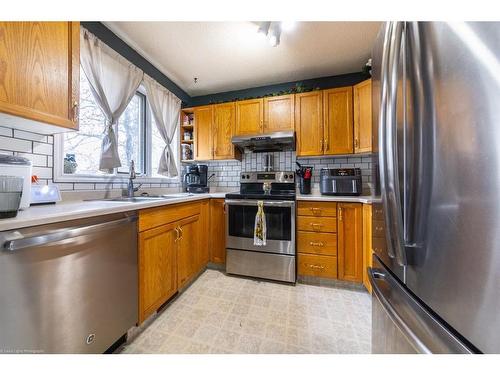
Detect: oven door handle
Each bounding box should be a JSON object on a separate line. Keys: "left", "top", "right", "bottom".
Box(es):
{"left": 224, "top": 199, "right": 295, "bottom": 208}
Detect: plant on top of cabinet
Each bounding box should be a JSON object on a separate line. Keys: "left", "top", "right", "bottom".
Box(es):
{"left": 0, "top": 22, "right": 80, "bottom": 133}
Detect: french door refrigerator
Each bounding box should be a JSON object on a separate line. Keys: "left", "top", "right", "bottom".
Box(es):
{"left": 370, "top": 22, "right": 500, "bottom": 354}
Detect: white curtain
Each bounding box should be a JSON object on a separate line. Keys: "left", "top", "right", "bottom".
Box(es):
{"left": 144, "top": 75, "right": 181, "bottom": 177}
{"left": 80, "top": 28, "right": 144, "bottom": 172}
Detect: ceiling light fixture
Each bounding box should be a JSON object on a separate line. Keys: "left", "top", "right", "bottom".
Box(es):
{"left": 256, "top": 21, "right": 295, "bottom": 47}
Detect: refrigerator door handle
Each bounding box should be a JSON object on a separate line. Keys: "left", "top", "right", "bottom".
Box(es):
{"left": 385, "top": 21, "right": 407, "bottom": 266}
{"left": 369, "top": 263, "right": 473, "bottom": 354}
{"left": 379, "top": 22, "right": 396, "bottom": 260}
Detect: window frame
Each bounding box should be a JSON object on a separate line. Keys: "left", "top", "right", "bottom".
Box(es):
{"left": 53, "top": 86, "right": 181, "bottom": 184}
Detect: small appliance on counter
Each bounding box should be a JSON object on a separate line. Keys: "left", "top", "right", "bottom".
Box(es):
{"left": 296, "top": 161, "right": 313, "bottom": 195}
{"left": 0, "top": 176, "right": 24, "bottom": 218}
{"left": 30, "top": 184, "right": 62, "bottom": 205}
{"left": 320, "top": 168, "right": 362, "bottom": 196}
{"left": 0, "top": 154, "right": 32, "bottom": 209}
{"left": 182, "top": 164, "right": 210, "bottom": 193}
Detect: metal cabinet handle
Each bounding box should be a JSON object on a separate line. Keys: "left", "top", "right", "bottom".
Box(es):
{"left": 310, "top": 207, "right": 322, "bottom": 215}
{"left": 2, "top": 216, "right": 137, "bottom": 252}
{"left": 72, "top": 100, "right": 79, "bottom": 122}
{"left": 324, "top": 139, "right": 329, "bottom": 151}
{"left": 309, "top": 241, "right": 325, "bottom": 247}
{"left": 310, "top": 223, "right": 323, "bottom": 230}
{"left": 174, "top": 227, "right": 180, "bottom": 242}
{"left": 308, "top": 264, "right": 325, "bottom": 270}
{"left": 338, "top": 207, "right": 343, "bottom": 221}
{"left": 320, "top": 139, "right": 324, "bottom": 151}
{"left": 179, "top": 226, "right": 184, "bottom": 240}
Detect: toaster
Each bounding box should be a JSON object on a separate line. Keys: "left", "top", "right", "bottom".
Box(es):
{"left": 320, "top": 168, "right": 362, "bottom": 196}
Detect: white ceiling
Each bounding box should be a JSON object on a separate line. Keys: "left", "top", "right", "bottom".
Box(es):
{"left": 104, "top": 21, "right": 382, "bottom": 97}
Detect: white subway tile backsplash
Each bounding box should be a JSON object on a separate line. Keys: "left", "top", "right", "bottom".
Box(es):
{"left": 0, "top": 125, "right": 374, "bottom": 194}
{"left": 32, "top": 142, "right": 52, "bottom": 155}
{"left": 0, "top": 136, "right": 32, "bottom": 153}
{"left": 0, "top": 126, "right": 13, "bottom": 137}
{"left": 13, "top": 129, "right": 48, "bottom": 143}
{"left": 32, "top": 166, "right": 52, "bottom": 179}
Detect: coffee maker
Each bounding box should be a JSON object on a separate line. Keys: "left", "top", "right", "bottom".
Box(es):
{"left": 183, "top": 164, "right": 209, "bottom": 193}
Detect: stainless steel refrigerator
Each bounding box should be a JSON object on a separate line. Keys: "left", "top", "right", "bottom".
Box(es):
{"left": 370, "top": 22, "right": 500, "bottom": 354}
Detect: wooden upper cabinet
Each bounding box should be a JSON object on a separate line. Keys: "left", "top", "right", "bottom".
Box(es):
{"left": 213, "top": 102, "right": 236, "bottom": 160}
{"left": 138, "top": 222, "right": 178, "bottom": 323}
{"left": 323, "top": 86, "right": 353, "bottom": 155}
{"left": 0, "top": 22, "right": 80, "bottom": 131}
{"left": 337, "top": 203, "right": 363, "bottom": 283}
{"left": 295, "top": 91, "right": 323, "bottom": 156}
{"left": 354, "top": 79, "right": 372, "bottom": 153}
{"left": 263, "top": 94, "right": 295, "bottom": 132}
{"left": 235, "top": 98, "right": 263, "bottom": 136}
{"left": 194, "top": 105, "right": 213, "bottom": 160}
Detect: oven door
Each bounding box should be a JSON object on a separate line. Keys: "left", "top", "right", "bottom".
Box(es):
{"left": 225, "top": 199, "right": 295, "bottom": 255}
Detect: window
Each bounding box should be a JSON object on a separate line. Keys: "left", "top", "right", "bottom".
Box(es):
{"left": 55, "top": 67, "right": 179, "bottom": 182}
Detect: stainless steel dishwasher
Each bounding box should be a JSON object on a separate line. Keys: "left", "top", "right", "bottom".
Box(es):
{"left": 0, "top": 212, "right": 138, "bottom": 354}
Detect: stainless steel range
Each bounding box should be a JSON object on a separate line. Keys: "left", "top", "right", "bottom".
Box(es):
{"left": 225, "top": 171, "right": 296, "bottom": 283}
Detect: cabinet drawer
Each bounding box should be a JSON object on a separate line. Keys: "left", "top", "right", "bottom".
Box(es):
{"left": 139, "top": 201, "right": 202, "bottom": 232}
{"left": 297, "top": 216, "right": 337, "bottom": 233}
{"left": 297, "top": 231, "right": 337, "bottom": 256}
{"left": 298, "top": 254, "right": 337, "bottom": 279}
{"left": 297, "top": 201, "right": 337, "bottom": 217}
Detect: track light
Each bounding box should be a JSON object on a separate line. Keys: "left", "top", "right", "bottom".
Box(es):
{"left": 268, "top": 22, "right": 281, "bottom": 47}
{"left": 256, "top": 21, "right": 295, "bottom": 47}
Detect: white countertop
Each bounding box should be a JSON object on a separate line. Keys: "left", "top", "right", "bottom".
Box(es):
{"left": 296, "top": 192, "right": 376, "bottom": 204}
{"left": 0, "top": 192, "right": 230, "bottom": 232}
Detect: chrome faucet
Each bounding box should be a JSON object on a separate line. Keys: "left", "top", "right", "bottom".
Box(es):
{"left": 125, "top": 160, "right": 141, "bottom": 198}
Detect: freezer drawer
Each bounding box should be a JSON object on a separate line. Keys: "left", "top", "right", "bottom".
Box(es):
{"left": 370, "top": 255, "right": 472, "bottom": 354}
{"left": 0, "top": 212, "right": 138, "bottom": 353}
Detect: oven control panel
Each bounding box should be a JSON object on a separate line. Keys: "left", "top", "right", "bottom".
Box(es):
{"left": 240, "top": 171, "right": 295, "bottom": 183}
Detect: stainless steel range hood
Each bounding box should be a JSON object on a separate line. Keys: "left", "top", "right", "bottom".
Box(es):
{"left": 231, "top": 131, "right": 296, "bottom": 152}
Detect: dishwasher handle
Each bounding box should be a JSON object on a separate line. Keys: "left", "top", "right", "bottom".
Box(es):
{"left": 3, "top": 215, "right": 138, "bottom": 252}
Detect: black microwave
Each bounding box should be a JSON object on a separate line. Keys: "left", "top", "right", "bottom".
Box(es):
{"left": 320, "top": 168, "right": 362, "bottom": 196}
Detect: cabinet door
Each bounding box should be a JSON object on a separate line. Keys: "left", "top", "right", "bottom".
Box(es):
{"left": 213, "top": 102, "right": 236, "bottom": 159}
{"left": 138, "top": 222, "right": 178, "bottom": 323}
{"left": 263, "top": 94, "right": 295, "bottom": 132}
{"left": 209, "top": 198, "right": 226, "bottom": 264}
{"left": 235, "top": 99, "right": 263, "bottom": 136}
{"left": 0, "top": 22, "right": 80, "bottom": 130}
{"left": 362, "top": 204, "right": 373, "bottom": 293}
{"left": 323, "top": 87, "right": 353, "bottom": 155}
{"left": 354, "top": 79, "right": 372, "bottom": 153}
{"left": 295, "top": 91, "right": 323, "bottom": 156}
{"left": 194, "top": 105, "right": 213, "bottom": 160}
{"left": 177, "top": 214, "right": 200, "bottom": 288}
{"left": 337, "top": 203, "right": 363, "bottom": 283}
{"left": 197, "top": 200, "right": 210, "bottom": 270}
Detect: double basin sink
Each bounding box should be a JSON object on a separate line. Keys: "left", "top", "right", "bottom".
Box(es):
{"left": 87, "top": 193, "right": 195, "bottom": 203}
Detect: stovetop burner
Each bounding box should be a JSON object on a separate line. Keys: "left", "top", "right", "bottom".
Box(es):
{"left": 227, "top": 170, "right": 296, "bottom": 200}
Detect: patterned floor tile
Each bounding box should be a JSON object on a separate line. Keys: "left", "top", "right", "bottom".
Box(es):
{"left": 120, "top": 269, "right": 372, "bottom": 354}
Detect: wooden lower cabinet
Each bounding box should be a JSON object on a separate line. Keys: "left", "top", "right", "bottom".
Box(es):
{"left": 138, "top": 222, "right": 177, "bottom": 323}
{"left": 298, "top": 253, "right": 338, "bottom": 279}
{"left": 297, "top": 201, "right": 364, "bottom": 284}
{"left": 362, "top": 204, "right": 373, "bottom": 293}
{"left": 177, "top": 214, "right": 201, "bottom": 289}
{"left": 138, "top": 200, "right": 209, "bottom": 323}
{"left": 337, "top": 203, "right": 363, "bottom": 283}
{"left": 209, "top": 198, "right": 226, "bottom": 264}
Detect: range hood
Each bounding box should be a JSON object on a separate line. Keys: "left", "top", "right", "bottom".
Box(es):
{"left": 231, "top": 131, "right": 296, "bottom": 152}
